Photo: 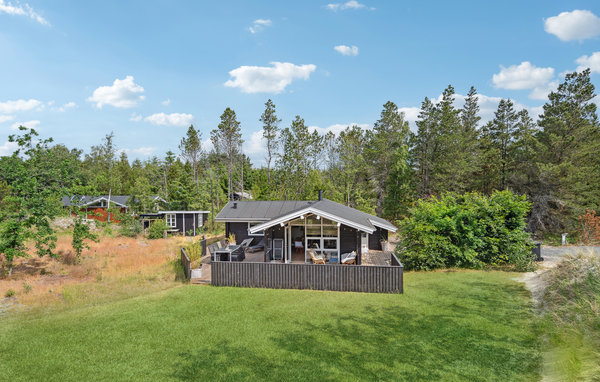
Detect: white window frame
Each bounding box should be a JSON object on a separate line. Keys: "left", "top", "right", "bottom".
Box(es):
{"left": 165, "top": 213, "right": 176, "bottom": 228}
{"left": 248, "top": 222, "right": 264, "bottom": 236}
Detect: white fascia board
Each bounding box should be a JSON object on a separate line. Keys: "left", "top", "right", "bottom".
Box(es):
{"left": 160, "top": 211, "right": 210, "bottom": 214}
{"left": 83, "top": 197, "right": 127, "bottom": 208}
{"left": 248, "top": 207, "right": 375, "bottom": 234}
{"left": 370, "top": 219, "right": 398, "bottom": 233}
{"left": 214, "top": 217, "right": 270, "bottom": 222}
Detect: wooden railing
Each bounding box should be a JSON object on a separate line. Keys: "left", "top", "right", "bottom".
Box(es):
{"left": 180, "top": 248, "right": 191, "bottom": 280}
{"left": 211, "top": 254, "right": 403, "bottom": 294}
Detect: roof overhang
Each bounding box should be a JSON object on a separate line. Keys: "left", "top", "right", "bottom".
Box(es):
{"left": 370, "top": 219, "right": 398, "bottom": 233}
{"left": 81, "top": 197, "right": 127, "bottom": 208}
{"left": 159, "top": 211, "right": 210, "bottom": 214}
{"left": 248, "top": 207, "right": 376, "bottom": 234}
{"left": 214, "top": 217, "right": 270, "bottom": 223}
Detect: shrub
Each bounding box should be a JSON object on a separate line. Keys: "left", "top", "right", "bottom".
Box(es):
{"left": 397, "top": 190, "right": 533, "bottom": 271}
{"left": 5, "top": 289, "right": 15, "bottom": 298}
{"left": 147, "top": 220, "right": 169, "bottom": 239}
{"left": 119, "top": 220, "right": 143, "bottom": 237}
{"left": 579, "top": 209, "right": 600, "bottom": 245}
{"left": 23, "top": 283, "right": 31, "bottom": 294}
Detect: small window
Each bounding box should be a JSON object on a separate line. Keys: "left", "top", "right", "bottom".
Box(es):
{"left": 166, "top": 214, "right": 176, "bottom": 228}
{"left": 248, "top": 222, "right": 264, "bottom": 236}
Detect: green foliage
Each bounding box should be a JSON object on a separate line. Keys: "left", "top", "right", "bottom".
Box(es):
{"left": 397, "top": 190, "right": 533, "bottom": 271}
{"left": 4, "top": 289, "right": 15, "bottom": 298}
{"left": 72, "top": 214, "right": 99, "bottom": 263}
{"left": 117, "top": 212, "right": 143, "bottom": 238}
{"left": 147, "top": 220, "right": 169, "bottom": 239}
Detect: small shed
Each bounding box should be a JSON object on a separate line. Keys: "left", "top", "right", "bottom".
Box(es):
{"left": 139, "top": 210, "right": 209, "bottom": 236}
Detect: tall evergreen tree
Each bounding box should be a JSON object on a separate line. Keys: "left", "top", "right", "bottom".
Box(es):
{"left": 260, "top": 99, "right": 281, "bottom": 188}
{"left": 212, "top": 108, "right": 242, "bottom": 201}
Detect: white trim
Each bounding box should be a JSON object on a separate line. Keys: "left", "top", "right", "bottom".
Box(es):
{"left": 160, "top": 210, "right": 210, "bottom": 214}
{"left": 165, "top": 213, "right": 176, "bottom": 228}
{"left": 82, "top": 197, "right": 128, "bottom": 208}
{"left": 370, "top": 219, "right": 398, "bottom": 233}
{"left": 247, "top": 222, "right": 265, "bottom": 237}
{"left": 214, "top": 218, "right": 270, "bottom": 222}
{"left": 249, "top": 207, "right": 375, "bottom": 234}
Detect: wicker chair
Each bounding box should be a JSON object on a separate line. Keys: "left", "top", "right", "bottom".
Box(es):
{"left": 309, "top": 249, "right": 326, "bottom": 264}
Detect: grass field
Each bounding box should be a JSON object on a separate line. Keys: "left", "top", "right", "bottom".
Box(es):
{"left": 0, "top": 271, "right": 540, "bottom": 381}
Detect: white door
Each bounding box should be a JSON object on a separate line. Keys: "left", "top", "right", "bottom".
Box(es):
{"left": 360, "top": 232, "right": 369, "bottom": 254}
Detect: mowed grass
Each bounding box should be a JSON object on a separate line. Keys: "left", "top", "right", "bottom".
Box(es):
{"left": 0, "top": 271, "right": 540, "bottom": 381}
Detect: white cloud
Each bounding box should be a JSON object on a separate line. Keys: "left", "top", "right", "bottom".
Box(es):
{"left": 129, "top": 113, "right": 142, "bottom": 122}
{"left": 225, "top": 62, "right": 316, "bottom": 93}
{"left": 118, "top": 147, "right": 156, "bottom": 157}
{"left": 87, "top": 76, "right": 145, "bottom": 108}
{"left": 326, "top": 1, "right": 367, "bottom": 11}
{"left": 0, "top": 98, "right": 42, "bottom": 114}
{"left": 492, "top": 61, "right": 555, "bottom": 90}
{"left": 544, "top": 10, "right": 600, "bottom": 42}
{"left": 144, "top": 112, "right": 194, "bottom": 127}
{"left": 52, "top": 101, "right": 77, "bottom": 112}
{"left": 243, "top": 130, "right": 265, "bottom": 155}
{"left": 249, "top": 19, "right": 272, "bottom": 34}
{"left": 576, "top": 51, "right": 600, "bottom": 73}
{"left": 0, "top": 140, "right": 18, "bottom": 156}
{"left": 308, "top": 123, "right": 370, "bottom": 135}
{"left": 334, "top": 45, "right": 359, "bottom": 56}
{"left": 529, "top": 80, "right": 559, "bottom": 101}
{"left": 0, "top": 0, "right": 49, "bottom": 25}
{"left": 398, "top": 107, "right": 421, "bottom": 125}
{"left": 0, "top": 115, "right": 14, "bottom": 123}
{"left": 161, "top": 98, "right": 171, "bottom": 106}
{"left": 9, "top": 119, "right": 40, "bottom": 130}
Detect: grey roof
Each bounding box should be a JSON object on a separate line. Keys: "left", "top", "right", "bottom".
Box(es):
{"left": 215, "top": 200, "right": 315, "bottom": 221}
{"left": 61, "top": 195, "right": 165, "bottom": 208}
{"left": 215, "top": 198, "right": 397, "bottom": 233}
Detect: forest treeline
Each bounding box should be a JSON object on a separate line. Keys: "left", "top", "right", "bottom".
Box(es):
{"left": 1, "top": 69, "right": 598, "bottom": 237}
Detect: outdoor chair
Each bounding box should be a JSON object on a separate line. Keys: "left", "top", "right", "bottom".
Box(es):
{"left": 341, "top": 251, "right": 357, "bottom": 265}
{"left": 247, "top": 238, "right": 265, "bottom": 253}
{"left": 309, "top": 249, "right": 326, "bottom": 264}
{"left": 239, "top": 238, "right": 254, "bottom": 249}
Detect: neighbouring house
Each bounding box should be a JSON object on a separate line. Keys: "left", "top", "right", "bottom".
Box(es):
{"left": 61, "top": 195, "right": 167, "bottom": 222}
{"left": 214, "top": 190, "right": 397, "bottom": 264}
{"left": 139, "top": 210, "right": 210, "bottom": 236}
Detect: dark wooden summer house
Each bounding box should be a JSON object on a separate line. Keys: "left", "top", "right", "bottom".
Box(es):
{"left": 214, "top": 191, "right": 397, "bottom": 264}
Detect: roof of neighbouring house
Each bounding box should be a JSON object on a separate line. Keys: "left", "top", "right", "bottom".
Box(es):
{"left": 61, "top": 195, "right": 166, "bottom": 208}
{"left": 215, "top": 198, "right": 397, "bottom": 233}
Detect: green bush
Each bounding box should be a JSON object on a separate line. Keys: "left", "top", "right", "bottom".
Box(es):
{"left": 397, "top": 190, "right": 533, "bottom": 271}
{"left": 147, "top": 220, "right": 169, "bottom": 239}
{"left": 118, "top": 219, "right": 143, "bottom": 237}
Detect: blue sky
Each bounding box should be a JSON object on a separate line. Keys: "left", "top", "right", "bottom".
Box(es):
{"left": 1, "top": 0, "right": 599, "bottom": 164}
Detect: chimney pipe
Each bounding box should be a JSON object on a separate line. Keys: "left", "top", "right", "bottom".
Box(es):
{"left": 318, "top": 190, "right": 323, "bottom": 201}
{"left": 232, "top": 202, "right": 237, "bottom": 209}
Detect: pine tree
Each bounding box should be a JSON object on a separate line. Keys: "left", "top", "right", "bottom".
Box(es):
{"left": 212, "top": 108, "right": 242, "bottom": 201}
{"left": 260, "top": 99, "right": 281, "bottom": 188}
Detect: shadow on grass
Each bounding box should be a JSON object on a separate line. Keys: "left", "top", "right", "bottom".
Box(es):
{"left": 171, "top": 278, "right": 540, "bottom": 381}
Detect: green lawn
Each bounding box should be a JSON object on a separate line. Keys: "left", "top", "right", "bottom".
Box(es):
{"left": 0, "top": 271, "right": 540, "bottom": 381}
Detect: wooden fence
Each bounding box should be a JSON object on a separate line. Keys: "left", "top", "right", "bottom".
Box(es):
{"left": 180, "top": 248, "right": 191, "bottom": 280}
{"left": 211, "top": 253, "right": 403, "bottom": 294}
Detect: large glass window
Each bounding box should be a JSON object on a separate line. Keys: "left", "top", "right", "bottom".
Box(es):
{"left": 302, "top": 214, "right": 339, "bottom": 262}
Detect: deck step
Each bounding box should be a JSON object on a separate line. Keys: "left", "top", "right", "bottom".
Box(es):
{"left": 191, "top": 278, "right": 210, "bottom": 285}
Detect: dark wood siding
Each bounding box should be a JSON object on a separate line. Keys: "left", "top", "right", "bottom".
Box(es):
{"left": 171, "top": 213, "right": 204, "bottom": 236}
{"left": 368, "top": 227, "right": 388, "bottom": 250}
{"left": 340, "top": 224, "right": 358, "bottom": 254}
{"left": 211, "top": 256, "right": 403, "bottom": 294}
{"left": 226, "top": 222, "right": 253, "bottom": 244}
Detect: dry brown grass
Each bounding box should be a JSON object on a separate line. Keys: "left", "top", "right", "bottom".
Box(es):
{"left": 0, "top": 234, "right": 199, "bottom": 312}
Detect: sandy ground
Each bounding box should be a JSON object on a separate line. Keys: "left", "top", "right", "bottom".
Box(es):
{"left": 519, "top": 246, "right": 600, "bottom": 306}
